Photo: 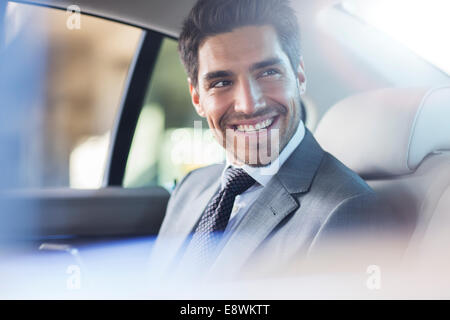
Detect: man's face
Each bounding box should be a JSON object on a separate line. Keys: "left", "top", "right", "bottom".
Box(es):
{"left": 189, "top": 25, "right": 306, "bottom": 166}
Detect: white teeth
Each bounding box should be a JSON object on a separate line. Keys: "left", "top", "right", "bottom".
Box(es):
{"left": 236, "top": 118, "right": 274, "bottom": 132}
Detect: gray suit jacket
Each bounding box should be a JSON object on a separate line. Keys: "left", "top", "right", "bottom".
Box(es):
{"left": 151, "top": 129, "right": 400, "bottom": 278}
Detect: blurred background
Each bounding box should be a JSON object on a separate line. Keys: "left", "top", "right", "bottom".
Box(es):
{"left": 0, "top": 2, "right": 222, "bottom": 191}
{"left": 1, "top": 3, "right": 139, "bottom": 189}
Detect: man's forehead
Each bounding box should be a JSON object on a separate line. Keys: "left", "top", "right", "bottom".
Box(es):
{"left": 197, "top": 25, "right": 289, "bottom": 76}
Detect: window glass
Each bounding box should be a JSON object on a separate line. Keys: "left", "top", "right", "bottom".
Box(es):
{"left": 0, "top": 3, "right": 142, "bottom": 189}
{"left": 123, "top": 38, "right": 224, "bottom": 189}
{"left": 340, "top": 0, "right": 450, "bottom": 76}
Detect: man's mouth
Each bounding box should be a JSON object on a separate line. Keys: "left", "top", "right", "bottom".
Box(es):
{"left": 228, "top": 115, "right": 278, "bottom": 133}
{"left": 235, "top": 118, "right": 273, "bottom": 132}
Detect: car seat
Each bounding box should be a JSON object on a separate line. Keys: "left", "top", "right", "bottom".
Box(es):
{"left": 314, "top": 86, "right": 450, "bottom": 253}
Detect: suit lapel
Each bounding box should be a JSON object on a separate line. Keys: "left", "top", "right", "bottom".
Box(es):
{"left": 276, "top": 129, "right": 325, "bottom": 194}
{"left": 208, "top": 129, "right": 324, "bottom": 276}
{"left": 208, "top": 176, "right": 298, "bottom": 276}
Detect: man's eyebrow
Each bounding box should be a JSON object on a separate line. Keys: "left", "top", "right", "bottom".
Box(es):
{"left": 250, "top": 58, "right": 283, "bottom": 72}
{"left": 203, "top": 70, "right": 234, "bottom": 82}
{"left": 201, "top": 58, "right": 283, "bottom": 84}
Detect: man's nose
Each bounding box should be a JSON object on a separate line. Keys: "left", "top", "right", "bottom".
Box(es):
{"left": 234, "top": 78, "right": 265, "bottom": 114}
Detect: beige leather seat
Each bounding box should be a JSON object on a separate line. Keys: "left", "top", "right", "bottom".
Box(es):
{"left": 314, "top": 86, "right": 450, "bottom": 252}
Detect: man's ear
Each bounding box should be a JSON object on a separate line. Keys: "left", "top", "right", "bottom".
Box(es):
{"left": 188, "top": 79, "right": 205, "bottom": 117}
{"left": 297, "top": 57, "right": 307, "bottom": 95}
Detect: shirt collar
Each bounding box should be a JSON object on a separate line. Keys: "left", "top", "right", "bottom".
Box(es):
{"left": 222, "top": 120, "right": 306, "bottom": 188}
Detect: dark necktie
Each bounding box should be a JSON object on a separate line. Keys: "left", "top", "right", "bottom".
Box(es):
{"left": 186, "top": 167, "right": 256, "bottom": 267}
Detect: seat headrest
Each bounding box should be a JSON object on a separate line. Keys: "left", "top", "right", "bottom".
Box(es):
{"left": 315, "top": 86, "right": 450, "bottom": 178}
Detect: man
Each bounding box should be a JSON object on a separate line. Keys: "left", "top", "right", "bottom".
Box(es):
{"left": 151, "top": 0, "right": 400, "bottom": 280}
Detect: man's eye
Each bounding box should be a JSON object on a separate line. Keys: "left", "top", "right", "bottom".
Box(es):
{"left": 211, "top": 80, "right": 232, "bottom": 88}
{"left": 260, "top": 69, "right": 279, "bottom": 77}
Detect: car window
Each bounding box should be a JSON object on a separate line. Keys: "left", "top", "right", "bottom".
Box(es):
{"left": 123, "top": 37, "right": 224, "bottom": 189}
{"left": 1, "top": 2, "right": 142, "bottom": 189}
{"left": 340, "top": 0, "right": 450, "bottom": 76}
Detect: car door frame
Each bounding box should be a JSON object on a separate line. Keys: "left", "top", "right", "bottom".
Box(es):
{"left": 2, "top": 2, "right": 176, "bottom": 239}
{"left": 103, "top": 29, "right": 163, "bottom": 187}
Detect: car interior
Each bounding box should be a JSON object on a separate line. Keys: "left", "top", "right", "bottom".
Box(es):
{"left": 0, "top": 0, "right": 449, "bottom": 298}
{"left": 315, "top": 86, "right": 450, "bottom": 253}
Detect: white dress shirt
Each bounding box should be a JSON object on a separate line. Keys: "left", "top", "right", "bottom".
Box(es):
{"left": 220, "top": 120, "right": 306, "bottom": 236}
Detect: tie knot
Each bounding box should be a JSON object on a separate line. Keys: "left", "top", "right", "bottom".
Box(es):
{"left": 223, "top": 167, "right": 255, "bottom": 195}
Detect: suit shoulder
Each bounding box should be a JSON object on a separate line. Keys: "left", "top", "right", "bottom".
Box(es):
{"left": 183, "top": 163, "right": 224, "bottom": 187}
{"left": 163, "top": 163, "right": 223, "bottom": 227}
{"left": 172, "top": 163, "right": 224, "bottom": 196}
{"left": 186, "top": 163, "right": 224, "bottom": 178}
{"left": 314, "top": 151, "right": 374, "bottom": 198}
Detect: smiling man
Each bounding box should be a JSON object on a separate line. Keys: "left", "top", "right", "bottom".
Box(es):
{"left": 190, "top": 23, "right": 305, "bottom": 168}
{"left": 151, "top": 0, "right": 401, "bottom": 279}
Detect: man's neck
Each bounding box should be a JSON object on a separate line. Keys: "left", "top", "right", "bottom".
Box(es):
{"left": 224, "top": 120, "right": 306, "bottom": 187}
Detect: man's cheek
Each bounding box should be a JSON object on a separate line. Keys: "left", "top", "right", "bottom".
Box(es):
{"left": 205, "top": 105, "right": 222, "bottom": 128}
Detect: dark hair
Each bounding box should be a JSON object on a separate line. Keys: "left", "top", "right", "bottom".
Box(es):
{"left": 178, "top": 0, "right": 301, "bottom": 88}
